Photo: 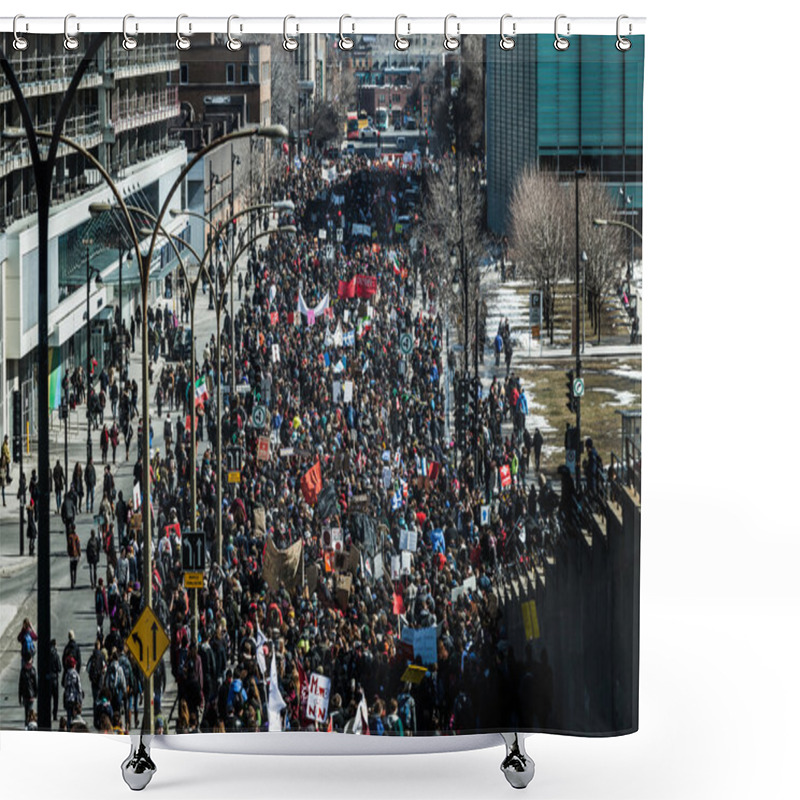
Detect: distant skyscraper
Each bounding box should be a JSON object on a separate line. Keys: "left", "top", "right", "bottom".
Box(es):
{"left": 485, "top": 34, "right": 644, "bottom": 234}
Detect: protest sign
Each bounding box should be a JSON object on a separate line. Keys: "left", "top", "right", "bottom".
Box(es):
{"left": 306, "top": 673, "right": 332, "bottom": 723}
{"left": 399, "top": 528, "right": 418, "bottom": 553}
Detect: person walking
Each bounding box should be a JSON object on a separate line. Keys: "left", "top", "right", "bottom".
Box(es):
{"left": 67, "top": 526, "right": 81, "bottom": 589}
{"left": 18, "top": 654, "right": 38, "bottom": 726}
{"left": 100, "top": 425, "right": 110, "bottom": 464}
{"left": 52, "top": 459, "right": 65, "bottom": 515}
{"left": 72, "top": 461, "right": 84, "bottom": 513}
{"left": 85, "top": 458, "right": 97, "bottom": 514}
{"left": 86, "top": 529, "right": 100, "bottom": 588}
{"left": 49, "top": 638, "right": 61, "bottom": 721}
{"left": 1, "top": 435, "right": 11, "bottom": 507}
{"left": 26, "top": 499, "right": 37, "bottom": 555}
{"left": 62, "top": 655, "right": 84, "bottom": 730}
{"left": 533, "top": 428, "right": 544, "bottom": 472}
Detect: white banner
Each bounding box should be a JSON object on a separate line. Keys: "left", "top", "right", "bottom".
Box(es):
{"left": 306, "top": 672, "right": 332, "bottom": 723}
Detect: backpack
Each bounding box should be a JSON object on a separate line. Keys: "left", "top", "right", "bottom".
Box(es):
{"left": 21, "top": 632, "right": 36, "bottom": 660}
{"left": 397, "top": 693, "right": 415, "bottom": 734}
{"left": 106, "top": 661, "right": 125, "bottom": 697}
{"left": 88, "top": 651, "right": 105, "bottom": 687}
{"left": 64, "top": 669, "right": 82, "bottom": 705}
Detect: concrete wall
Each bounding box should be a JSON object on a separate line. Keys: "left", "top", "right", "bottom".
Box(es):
{"left": 501, "top": 487, "right": 640, "bottom": 734}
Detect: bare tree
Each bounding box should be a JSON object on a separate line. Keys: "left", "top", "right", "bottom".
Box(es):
{"left": 510, "top": 168, "right": 628, "bottom": 345}
{"left": 421, "top": 156, "right": 485, "bottom": 373}
{"left": 509, "top": 168, "right": 571, "bottom": 344}
{"left": 575, "top": 177, "right": 627, "bottom": 342}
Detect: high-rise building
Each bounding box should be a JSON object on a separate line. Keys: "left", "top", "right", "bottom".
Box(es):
{"left": 0, "top": 34, "right": 185, "bottom": 442}
{"left": 485, "top": 34, "right": 644, "bottom": 234}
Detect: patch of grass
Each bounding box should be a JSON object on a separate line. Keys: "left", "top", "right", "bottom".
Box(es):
{"left": 516, "top": 357, "right": 641, "bottom": 477}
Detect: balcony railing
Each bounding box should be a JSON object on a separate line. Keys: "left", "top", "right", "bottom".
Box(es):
{"left": 0, "top": 52, "right": 101, "bottom": 101}
{"left": 110, "top": 87, "right": 180, "bottom": 134}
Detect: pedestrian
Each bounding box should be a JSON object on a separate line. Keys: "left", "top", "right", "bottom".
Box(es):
{"left": 1, "top": 435, "right": 11, "bottom": 506}
{"left": 62, "top": 655, "right": 84, "bottom": 730}
{"left": 67, "top": 526, "right": 81, "bottom": 588}
{"left": 18, "top": 654, "right": 38, "bottom": 726}
{"left": 26, "top": 499, "right": 37, "bottom": 555}
{"left": 111, "top": 422, "right": 119, "bottom": 464}
{"left": 49, "top": 638, "right": 61, "bottom": 721}
{"left": 494, "top": 331, "right": 503, "bottom": 368}
{"left": 85, "top": 458, "right": 97, "bottom": 514}
{"left": 61, "top": 487, "right": 77, "bottom": 535}
{"left": 101, "top": 425, "right": 110, "bottom": 464}
{"left": 87, "top": 638, "right": 107, "bottom": 704}
{"left": 63, "top": 629, "right": 83, "bottom": 675}
{"left": 72, "top": 461, "right": 84, "bottom": 513}
{"left": 86, "top": 529, "right": 100, "bottom": 588}
{"left": 53, "top": 458, "right": 65, "bottom": 515}
{"left": 95, "top": 577, "right": 109, "bottom": 636}
{"left": 533, "top": 428, "right": 544, "bottom": 472}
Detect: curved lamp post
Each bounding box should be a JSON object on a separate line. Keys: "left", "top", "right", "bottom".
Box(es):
{"left": 21, "top": 124, "right": 288, "bottom": 735}
{"left": 172, "top": 204, "right": 295, "bottom": 565}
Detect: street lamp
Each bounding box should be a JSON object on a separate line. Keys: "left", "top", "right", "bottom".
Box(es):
{"left": 82, "top": 237, "right": 103, "bottom": 462}
{"left": 19, "top": 122, "right": 287, "bottom": 738}
{"left": 171, "top": 204, "right": 294, "bottom": 565}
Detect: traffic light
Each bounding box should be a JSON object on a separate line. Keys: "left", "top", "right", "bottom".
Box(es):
{"left": 565, "top": 370, "right": 577, "bottom": 414}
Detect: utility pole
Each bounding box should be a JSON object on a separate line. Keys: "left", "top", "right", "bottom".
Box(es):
{"left": 574, "top": 169, "right": 586, "bottom": 495}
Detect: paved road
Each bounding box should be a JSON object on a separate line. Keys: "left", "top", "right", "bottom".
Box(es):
{"left": 0, "top": 258, "right": 236, "bottom": 730}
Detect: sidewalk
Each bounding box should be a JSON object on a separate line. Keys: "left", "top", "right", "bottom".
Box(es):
{"left": 0, "top": 318, "right": 151, "bottom": 585}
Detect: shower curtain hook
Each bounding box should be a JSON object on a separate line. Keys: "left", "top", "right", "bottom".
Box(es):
{"left": 616, "top": 15, "right": 632, "bottom": 51}
{"left": 121, "top": 15, "right": 138, "bottom": 51}
{"left": 443, "top": 14, "right": 460, "bottom": 51}
{"left": 499, "top": 14, "right": 516, "bottom": 50}
{"left": 64, "top": 14, "right": 80, "bottom": 51}
{"left": 176, "top": 14, "right": 192, "bottom": 50}
{"left": 339, "top": 15, "right": 354, "bottom": 50}
{"left": 12, "top": 15, "right": 29, "bottom": 51}
{"left": 395, "top": 15, "right": 410, "bottom": 51}
{"left": 227, "top": 15, "right": 242, "bottom": 51}
{"left": 554, "top": 14, "right": 570, "bottom": 51}
{"left": 283, "top": 16, "right": 299, "bottom": 51}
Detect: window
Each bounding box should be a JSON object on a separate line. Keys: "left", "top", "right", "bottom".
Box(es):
{"left": 241, "top": 63, "right": 250, "bottom": 84}
{"left": 180, "top": 64, "right": 189, "bottom": 84}
{"left": 226, "top": 63, "right": 236, "bottom": 84}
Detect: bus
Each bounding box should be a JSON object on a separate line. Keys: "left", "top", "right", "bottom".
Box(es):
{"left": 346, "top": 111, "right": 360, "bottom": 140}
{"left": 375, "top": 107, "right": 389, "bottom": 131}
{"left": 358, "top": 110, "right": 369, "bottom": 130}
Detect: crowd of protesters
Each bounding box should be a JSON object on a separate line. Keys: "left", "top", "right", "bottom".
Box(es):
{"left": 16, "top": 150, "right": 568, "bottom": 736}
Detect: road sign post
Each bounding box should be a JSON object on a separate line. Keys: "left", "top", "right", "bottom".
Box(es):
{"left": 126, "top": 606, "right": 169, "bottom": 680}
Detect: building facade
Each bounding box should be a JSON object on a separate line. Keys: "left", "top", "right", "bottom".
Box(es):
{"left": 0, "top": 34, "right": 186, "bottom": 443}
{"left": 485, "top": 34, "right": 644, "bottom": 234}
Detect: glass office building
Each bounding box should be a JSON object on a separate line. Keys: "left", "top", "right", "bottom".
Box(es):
{"left": 485, "top": 35, "right": 644, "bottom": 233}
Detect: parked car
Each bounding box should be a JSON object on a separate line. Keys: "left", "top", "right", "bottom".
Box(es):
{"left": 396, "top": 136, "right": 407, "bottom": 151}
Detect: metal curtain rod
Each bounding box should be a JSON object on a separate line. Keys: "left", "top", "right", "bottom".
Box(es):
{"left": 0, "top": 15, "right": 645, "bottom": 37}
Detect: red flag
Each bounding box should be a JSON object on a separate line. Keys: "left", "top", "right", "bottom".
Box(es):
{"left": 355, "top": 275, "right": 377, "bottom": 298}
{"left": 270, "top": 311, "right": 278, "bottom": 326}
{"left": 300, "top": 461, "right": 323, "bottom": 506}
{"left": 427, "top": 461, "right": 441, "bottom": 482}
{"left": 337, "top": 278, "right": 356, "bottom": 299}
{"left": 393, "top": 591, "right": 405, "bottom": 615}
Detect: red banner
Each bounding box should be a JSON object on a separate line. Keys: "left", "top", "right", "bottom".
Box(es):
{"left": 301, "top": 461, "right": 323, "bottom": 506}
{"left": 500, "top": 464, "right": 512, "bottom": 488}
{"left": 337, "top": 278, "right": 356, "bottom": 299}
{"left": 355, "top": 275, "right": 377, "bottom": 298}
{"left": 257, "top": 436, "right": 270, "bottom": 462}
{"left": 270, "top": 311, "right": 278, "bottom": 326}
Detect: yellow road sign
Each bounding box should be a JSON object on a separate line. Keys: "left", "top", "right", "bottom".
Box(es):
{"left": 126, "top": 605, "right": 169, "bottom": 679}
{"left": 227, "top": 470, "right": 241, "bottom": 483}
{"left": 184, "top": 572, "right": 204, "bottom": 589}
